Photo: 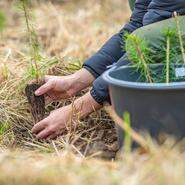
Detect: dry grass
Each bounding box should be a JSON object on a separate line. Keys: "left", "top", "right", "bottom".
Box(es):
{"left": 0, "top": 0, "right": 128, "bottom": 157}
{"left": 0, "top": 0, "right": 184, "bottom": 184}
{"left": 0, "top": 144, "right": 184, "bottom": 185}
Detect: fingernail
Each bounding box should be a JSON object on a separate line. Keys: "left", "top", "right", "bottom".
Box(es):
{"left": 35, "top": 90, "right": 40, "bottom": 95}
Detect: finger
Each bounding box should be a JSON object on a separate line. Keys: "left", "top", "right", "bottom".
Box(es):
{"left": 48, "top": 127, "right": 67, "bottom": 140}
{"left": 36, "top": 128, "right": 54, "bottom": 139}
{"left": 44, "top": 75, "right": 55, "bottom": 82}
{"left": 35, "top": 80, "right": 54, "bottom": 96}
{"left": 29, "top": 76, "right": 54, "bottom": 88}
{"left": 47, "top": 129, "right": 64, "bottom": 140}
{"left": 31, "top": 118, "right": 48, "bottom": 134}
{"left": 46, "top": 132, "right": 59, "bottom": 140}
{"left": 30, "top": 77, "right": 45, "bottom": 85}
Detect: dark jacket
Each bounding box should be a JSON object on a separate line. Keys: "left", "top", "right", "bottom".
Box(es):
{"left": 83, "top": 0, "right": 185, "bottom": 104}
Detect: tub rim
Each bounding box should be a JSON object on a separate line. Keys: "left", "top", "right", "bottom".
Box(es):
{"left": 103, "top": 64, "right": 185, "bottom": 90}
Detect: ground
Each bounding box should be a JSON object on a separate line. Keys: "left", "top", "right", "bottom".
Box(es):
{"left": 0, "top": 1, "right": 185, "bottom": 185}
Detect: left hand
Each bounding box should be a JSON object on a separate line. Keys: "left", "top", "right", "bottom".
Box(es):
{"left": 31, "top": 105, "right": 71, "bottom": 139}
{"left": 31, "top": 91, "right": 102, "bottom": 140}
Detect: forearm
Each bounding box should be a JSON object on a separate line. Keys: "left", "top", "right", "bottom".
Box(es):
{"left": 71, "top": 68, "right": 95, "bottom": 94}
{"left": 69, "top": 91, "right": 102, "bottom": 119}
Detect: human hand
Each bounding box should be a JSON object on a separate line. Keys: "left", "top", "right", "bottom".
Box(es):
{"left": 35, "top": 75, "right": 76, "bottom": 102}
{"left": 31, "top": 91, "right": 102, "bottom": 139}
{"left": 35, "top": 68, "right": 95, "bottom": 102}
{"left": 31, "top": 105, "right": 71, "bottom": 139}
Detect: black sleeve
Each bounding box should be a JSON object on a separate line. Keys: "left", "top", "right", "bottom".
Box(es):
{"left": 83, "top": 0, "right": 151, "bottom": 79}
{"left": 90, "top": 55, "right": 130, "bottom": 105}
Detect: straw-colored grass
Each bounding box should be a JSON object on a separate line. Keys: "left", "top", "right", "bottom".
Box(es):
{"left": 0, "top": 0, "right": 126, "bottom": 156}
{"left": 0, "top": 144, "right": 184, "bottom": 185}
{"left": 0, "top": 0, "right": 184, "bottom": 184}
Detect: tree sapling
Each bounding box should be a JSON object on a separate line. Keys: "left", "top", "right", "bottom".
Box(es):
{"left": 20, "top": 0, "right": 45, "bottom": 123}
{"left": 126, "top": 34, "right": 153, "bottom": 83}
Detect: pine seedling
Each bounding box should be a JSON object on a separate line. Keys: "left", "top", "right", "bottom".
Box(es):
{"left": 174, "top": 12, "right": 185, "bottom": 65}
{"left": 19, "top": 0, "right": 45, "bottom": 124}
{"left": 126, "top": 34, "right": 153, "bottom": 83}
{"left": 164, "top": 29, "right": 175, "bottom": 83}
{"left": 20, "top": 0, "right": 41, "bottom": 83}
{"left": 166, "top": 36, "right": 170, "bottom": 83}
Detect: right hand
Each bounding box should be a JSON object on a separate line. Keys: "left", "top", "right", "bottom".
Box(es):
{"left": 35, "top": 68, "right": 95, "bottom": 102}
{"left": 35, "top": 75, "right": 77, "bottom": 102}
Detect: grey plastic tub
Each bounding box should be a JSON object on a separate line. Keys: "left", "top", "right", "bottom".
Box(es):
{"left": 103, "top": 64, "right": 185, "bottom": 148}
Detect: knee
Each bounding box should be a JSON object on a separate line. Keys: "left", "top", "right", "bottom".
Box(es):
{"left": 132, "top": 15, "right": 185, "bottom": 39}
